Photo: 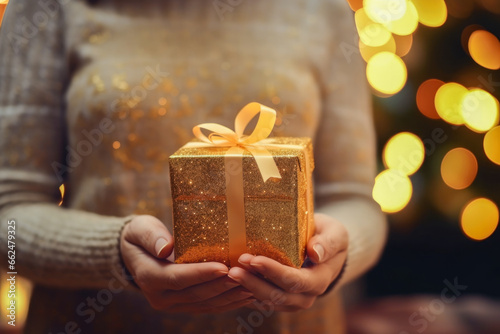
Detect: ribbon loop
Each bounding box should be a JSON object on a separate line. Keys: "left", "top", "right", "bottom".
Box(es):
{"left": 192, "top": 103, "right": 281, "bottom": 181}
{"left": 235, "top": 102, "right": 277, "bottom": 144}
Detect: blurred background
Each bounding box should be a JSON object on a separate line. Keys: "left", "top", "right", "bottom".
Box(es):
{"left": 1, "top": 0, "right": 499, "bottom": 333}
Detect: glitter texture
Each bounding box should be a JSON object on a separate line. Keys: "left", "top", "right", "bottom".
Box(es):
{"left": 169, "top": 137, "right": 314, "bottom": 268}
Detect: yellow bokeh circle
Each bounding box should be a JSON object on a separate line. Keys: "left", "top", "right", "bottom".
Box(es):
{"left": 372, "top": 169, "right": 413, "bottom": 213}
{"left": 435, "top": 82, "right": 468, "bottom": 125}
{"left": 468, "top": 30, "right": 500, "bottom": 70}
{"left": 383, "top": 1, "right": 419, "bottom": 36}
{"left": 413, "top": 0, "right": 448, "bottom": 27}
{"left": 366, "top": 52, "right": 407, "bottom": 95}
{"left": 461, "top": 198, "right": 499, "bottom": 241}
{"left": 484, "top": 126, "right": 500, "bottom": 165}
{"left": 461, "top": 88, "right": 499, "bottom": 133}
{"left": 440, "top": 148, "right": 478, "bottom": 190}
{"left": 383, "top": 132, "right": 425, "bottom": 175}
{"left": 364, "top": 0, "right": 407, "bottom": 24}
{"left": 355, "top": 8, "right": 393, "bottom": 47}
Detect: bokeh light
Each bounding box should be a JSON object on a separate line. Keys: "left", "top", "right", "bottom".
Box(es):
{"left": 484, "top": 126, "right": 500, "bottom": 165}
{"left": 359, "top": 35, "right": 396, "bottom": 62}
{"left": 59, "top": 184, "right": 65, "bottom": 206}
{"left": 416, "top": 79, "right": 444, "bottom": 119}
{"left": 366, "top": 52, "right": 407, "bottom": 95}
{"left": 347, "top": 0, "right": 363, "bottom": 11}
{"left": 461, "top": 24, "right": 483, "bottom": 54}
{"left": 461, "top": 88, "right": 499, "bottom": 133}
{"left": 440, "top": 148, "right": 478, "bottom": 190}
{"left": 393, "top": 33, "right": 413, "bottom": 57}
{"left": 383, "top": 132, "right": 425, "bottom": 175}
{"left": 355, "top": 8, "right": 393, "bottom": 47}
{"left": 0, "top": 0, "right": 8, "bottom": 27}
{"left": 413, "top": 0, "right": 447, "bottom": 27}
{"left": 372, "top": 169, "right": 413, "bottom": 213}
{"left": 383, "top": 1, "right": 419, "bottom": 36}
{"left": 461, "top": 198, "right": 499, "bottom": 241}
{"left": 1, "top": 274, "right": 32, "bottom": 329}
{"left": 364, "top": 0, "right": 407, "bottom": 24}
{"left": 468, "top": 30, "right": 500, "bottom": 70}
{"left": 434, "top": 82, "right": 468, "bottom": 125}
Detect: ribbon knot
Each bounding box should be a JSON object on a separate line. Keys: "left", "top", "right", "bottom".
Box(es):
{"left": 192, "top": 102, "right": 282, "bottom": 181}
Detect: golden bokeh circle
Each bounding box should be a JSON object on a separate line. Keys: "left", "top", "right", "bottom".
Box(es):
{"left": 461, "top": 198, "right": 499, "bottom": 241}
{"left": 366, "top": 52, "right": 407, "bottom": 95}
{"left": 468, "top": 30, "right": 500, "bottom": 70}
{"left": 435, "top": 82, "right": 468, "bottom": 125}
{"left": 383, "top": 132, "right": 425, "bottom": 175}
{"left": 372, "top": 169, "right": 413, "bottom": 213}
{"left": 484, "top": 126, "right": 500, "bottom": 165}
{"left": 440, "top": 147, "right": 478, "bottom": 190}
{"left": 461, "top": 88, "right": 499, "bottom": 133}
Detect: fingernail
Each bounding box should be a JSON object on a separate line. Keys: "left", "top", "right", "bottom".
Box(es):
{"left": 313, "top": 244, "right": 324, "bottom": 262}
{"left": 155, "top": 238, "right": 169, "bottom": 258}
{"left": 227, "top": 273, "right": 240, "bottom": 282}
{"left": 238, "top": 258, "right": 249, "bottom": 266}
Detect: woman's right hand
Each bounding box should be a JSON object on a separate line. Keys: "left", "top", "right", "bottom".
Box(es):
{"left": 120, "top": 215, "right": 255, "bottom": 313}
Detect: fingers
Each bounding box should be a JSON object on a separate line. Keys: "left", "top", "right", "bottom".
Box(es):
{"left": 123, "top": 215, "right": 174, "bottom": 259}
{"left": 227, "top": 266, "right": 316, "bottom": 312}
{"left": 135, "top": 261, "right": 229, "bottom": 292}
{"left": 165, "top": 276, "right": 242, "bottom": 304}
{"left": 238, "top": 254, "right": 333, "bottom": 295}
{"left": 306, "top": 213, "right": 348, "bottom": 264}
{"left": 148, "top": 276, "right": 254, "bottom": 312}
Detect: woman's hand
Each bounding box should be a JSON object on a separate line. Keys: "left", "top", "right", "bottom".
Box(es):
{"left": 229, "top": 213, "right": 348, "bottom": 312}
{"left": 120, "top": 215, "right": 255, "bottom": 313}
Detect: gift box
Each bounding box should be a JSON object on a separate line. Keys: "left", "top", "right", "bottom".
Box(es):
{"left": 169, "top": 103, "right": 314, "bottom": 268}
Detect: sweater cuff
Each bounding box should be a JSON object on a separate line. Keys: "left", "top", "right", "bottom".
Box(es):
{"left": 0, "top": 203, "right": 139, "bottom": 289}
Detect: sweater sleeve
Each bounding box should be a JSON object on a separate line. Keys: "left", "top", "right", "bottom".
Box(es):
{"left": 0, "top": 0, "right": 133, "bottom": 289}
{"left": 312, "top": 0, "right": 388, "bottom": 289}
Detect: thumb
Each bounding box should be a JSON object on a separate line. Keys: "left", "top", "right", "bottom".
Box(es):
{"left": 306, "top": 213, "right": 348, "bottom": 264}
{"left": 122, "top": 215, "right": 174, "bottom": 259}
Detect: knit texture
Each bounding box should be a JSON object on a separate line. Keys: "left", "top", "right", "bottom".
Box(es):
{"left": 0, "top": 0, "right": 386, "bottom": 332}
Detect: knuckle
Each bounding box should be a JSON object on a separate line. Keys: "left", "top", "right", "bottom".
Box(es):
{"left": 140, "top": 227, "right": 155, "bottom": 248}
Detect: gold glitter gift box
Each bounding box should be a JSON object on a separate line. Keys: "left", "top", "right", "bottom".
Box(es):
{"left": 169, "top": 103, "right": 315, "bottom": 268}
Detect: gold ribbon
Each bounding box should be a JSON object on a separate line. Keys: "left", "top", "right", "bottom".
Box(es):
{"left": 192, "top": 102, "right": 282, "bottom": 267}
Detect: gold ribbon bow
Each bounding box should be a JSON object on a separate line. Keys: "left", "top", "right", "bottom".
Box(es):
{"left": 192, "top": 102, "right": 282, "bottom": 182}
{"left": 192, "top": 102, "right": 282, "bottom": 266}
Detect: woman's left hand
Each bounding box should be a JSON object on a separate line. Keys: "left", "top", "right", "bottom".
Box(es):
{"left": 228, "top": 213, "right": 348, "bottom": 312}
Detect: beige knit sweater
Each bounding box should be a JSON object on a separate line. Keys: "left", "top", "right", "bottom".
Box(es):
{"left": 0, "top": 0, "right": 386, "bottom": 333}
